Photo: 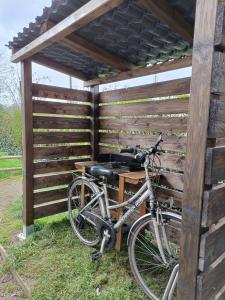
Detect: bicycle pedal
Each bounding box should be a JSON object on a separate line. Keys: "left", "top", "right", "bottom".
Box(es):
{"left": 90, "top": 251, "right": 102, "bottom": 261}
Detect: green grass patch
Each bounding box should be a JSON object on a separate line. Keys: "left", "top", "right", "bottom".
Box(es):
{"left": 0, "top": 158, "right": 22, "bottom": 169}
{"left": 1, "top": 197, "right": 148, "bottom": 300}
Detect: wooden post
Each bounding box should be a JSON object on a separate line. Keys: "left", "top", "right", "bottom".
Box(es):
{"left": 177, "top": 0, "right": 220, "bottom": 299}
{"left": 21, "top": 59, "right": 34, "bottom": 237}
{"left": 90, "top": 85, "right": 99, "bottom": 161}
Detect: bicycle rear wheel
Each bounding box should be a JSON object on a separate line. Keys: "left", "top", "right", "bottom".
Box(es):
{"left": 68, "top": 178, "right": 103, "bottom": 247}
{"left": 128, "top": 212, "right": 181, "bottom": 300}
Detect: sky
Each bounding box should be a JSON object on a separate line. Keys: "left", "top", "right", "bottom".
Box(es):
{"left": 0, "top": 0, "right": 191, "bottom": 92}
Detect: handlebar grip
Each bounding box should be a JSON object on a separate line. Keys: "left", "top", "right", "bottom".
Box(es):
{"left": 120, "top": 147, "right": 135, "bottom": 154}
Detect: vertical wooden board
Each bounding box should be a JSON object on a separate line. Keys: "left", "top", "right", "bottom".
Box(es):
{"left": 21, "top": 60, "right": 34, "bottom": 227}
{"left": 178, "top": 1, "right": 220, "bottom": 299}
{"left": 212, "top": 52, "right": 225, "bottom": 95}
{"left": 205, "top": 146, "right": 225, "bottom": 184}
{"left": 90, "top": 85, "right": 99, "bottom": 161}
{"left": 215, "top": 2, "right": 225, "bottom": 49}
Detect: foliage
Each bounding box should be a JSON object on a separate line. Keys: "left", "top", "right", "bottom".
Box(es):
{"left": 1, "top": 197, "right": 148, "bottom": 300}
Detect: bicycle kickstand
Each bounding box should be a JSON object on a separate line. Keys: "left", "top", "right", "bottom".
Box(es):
{"left": 90, "top": 230, "right": 110, "bottom": 261}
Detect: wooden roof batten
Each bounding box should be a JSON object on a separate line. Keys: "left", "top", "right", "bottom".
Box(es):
{"left": 11, "top": 0, "right": 124, "bottom": 63}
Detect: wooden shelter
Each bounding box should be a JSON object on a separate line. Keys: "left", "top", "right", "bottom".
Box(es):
{"left": 8, "top": 0, "right": 225, "bottom": 299}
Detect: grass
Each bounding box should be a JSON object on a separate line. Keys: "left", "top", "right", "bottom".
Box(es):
{"left": 0, "top": 197, "right": 148, "bottom": 300}
{"left": 0, "top": 158, "right": 22, "bottom": 181}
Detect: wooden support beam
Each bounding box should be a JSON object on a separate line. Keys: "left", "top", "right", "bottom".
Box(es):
{"left": 84, "top": 57, "right": 192, "bottom": 87}
{"left": 32, "top": 55, "right": 88, "bottom": 81}
{"left": 177, "top": 0, "right": 220, "bottom": 299}
{"left": 11, "top": 0, "right": 123, "bottom": 63}
{"left": 139, "top": 0, "right": 193, "bottom": 44}
{"left": 21, "top": 59, "right": 34, "bottom": 228}
{"left": 91, "top": 85, "right": 99, "bottom": 161}
{"left": 40, "top": 20, "right": 136, "bottom": 72}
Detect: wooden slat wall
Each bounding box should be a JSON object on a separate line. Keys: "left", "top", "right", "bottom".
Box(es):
{"left": 31, "top": 84, "right": 91, "bottom": 219}
{"left": 98, "top": 77, "right": 190, "bottom": 206}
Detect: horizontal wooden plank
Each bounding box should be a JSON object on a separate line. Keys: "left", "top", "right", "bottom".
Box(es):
{"left": 215, "top": 2, "right": 225, "bottom": 49}
{"left": 209, "top": 99, "right": 225, "bottom": 138}
{"left": 205, "top": 146, "right": 225, "bottom": 185}
{"left": 156, "top": 186, "right": 183, "bottom": 208}
{"left": 33, "top": 145, "right": 91, "bottom": 159}
{"left": 99, "top": 98, "right": 189, "bottom": 117}
{"left": 99, "top": 77, "right": 191, "bottom": 103}
{"left": 212, "top": 52, "right": 225, "bottom": 96}
{"left": 34, "top": 200, "right": 68, "bottom": 219}
{"left": 33, "top": 132, "right": 90, "bottom": 144}
{"left": 34, "top": 187, "right": 68, "bottom": 205}
{"left": 160, "top": 171, "right": 184, "bottom": 191}
{"left": 99, "top": 117, "right": 187, "bottom": 133}
{"left": 33, "top": 116, "right": 90, "bottom": 129}
{"left": 202, "top": 183, "right": 225, "bottom": 227}
{"left": 34, "top": 158, "right": 88, "bottom": 175}
{"left": 32, "top": 83, "right": 91, "bottom": 101}
{"left": 99, "top": 132, "right": 187, "bottom": 152}
{"left": 33, "top": 100, "right": 90, "bottom": 116}
{"left": 99, "top": 146, "right": 185, "bottom": 171}
{"left": 197, "top": 254, "right": 225, "bottom": 300}
{"left": 199, "top": 219, "right": 225, "bottom": 271}
{"left": 34, "top": 173, "right": 73, "bottom": 190}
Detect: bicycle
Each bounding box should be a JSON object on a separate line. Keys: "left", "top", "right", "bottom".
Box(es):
{"left": 68, "top": 134, "right": 181, "bottom": 300}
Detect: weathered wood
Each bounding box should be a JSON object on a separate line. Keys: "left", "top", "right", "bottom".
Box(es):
{"left": 33, "top": 100, "right": 90, "bottom": 116}
{"left": 34, "top": 158, "right": 88, "bottom": 175}
{"left": 84, "top": 57, "right": 192, "bottom": 87}
{"left": 34, "top": 200, "right": 68, "bottom": 219}
{"left": 202, "top": 183, "right": 225, "bottom": 227}
{"left": 21, "top": 59, "right": 34, "bottom": 227}
{"left": 99, "top": 77, "right": 191, "bottom": 103}
{"left": 160, "top": 171, "right": 184, "bottom": 191}
{"left": 32, "top": 83, "right": 91, "bottom": 102}
{"left": 34, "top": 187, "right": 68, "bottom": 205}
{"left": 178, "top": 1, "right": 220, "bottom": 299}
{"left": 32, "top": 55, "right": 88, "bottom": 81}
{"left": 211, "top": 52, "right": 225, "bottom": 95}
{"left": 33, "top": 145, "right": 91, "bottom": 159}
{"left": 99, "top": 132, "right": 187, "bottom": 152}
{"left": 34, "top": 173, "right": 73, "bottom": 190}
{"left": 33, "top": 116, "right": 90, "bottom": 129}
{"left": 215, "top": 2, "right": 225, "bottom": 49}
{"left": 33, "top": 132, "right": 90, "bottom": 145}
{"left": 140, "top": 0, "right": 193, "bottom": 43}
{"left": 91, "top": 85, "right": 99, "bottom": 160}
{"left": 197, "top": 254, "right": 225, "bottom": 300}
{"left": 99, "top": 117, "right": 187, "bottom": 133}
{"left": 156, "top": 186, "right": 183, "bottom": 208}
{"left": 209, "top": 99, "right": 225, "bottom": 138}
{"left": 199, "top": 219, "right": 225, "bottom": 271}
{"left": 215, "top": 285, "right": 225, "bottom": 300}
{"left": 99, "top": 98, "right": 189, "bottom": 117}
{"left": 205, "top": 146, "right": 225, "bottom": 185}
{"left": 12, "top": 0, "right": 124, "bottom": 63}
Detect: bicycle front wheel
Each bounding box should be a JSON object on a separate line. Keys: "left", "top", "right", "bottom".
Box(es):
{"left": 128, "top": 212, "right": 181, "bottom": 300}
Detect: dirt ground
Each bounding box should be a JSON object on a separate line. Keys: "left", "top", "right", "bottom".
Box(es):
{"left": 0, "top": 177, "right": 25, "bottom": 299}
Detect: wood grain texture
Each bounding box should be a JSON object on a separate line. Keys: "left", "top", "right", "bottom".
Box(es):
{"left": 33, "top": 158, "right": 88, "bottom": 175}
{"left": 211, "top": 52, "right": 225, "bottom": 95}
{"left": 34, "top": 173, "right": 73, "bottom": 190}
{"left": 21, "top": 60, "right": 34, "bottom": 226}
{"left": 34, "top": 200, "right": 68, "bottom": 219}
{"left": 209, "top": 99, "right": 225, "bottom": 138}
{"left": 33, "top": 116, "right": 90, "bottom": 129}
{"left": 33, "top": 145, "right": 91, "bottom": 159}
{"left": 32, "top": 83, "right": 91, "bottom": 101}
{"left": 205, "top": 146, "right": 225, "bottom": 184}
{"left": 199, "top": 220, "right": 225, "bottom": 271}
{"left": 197, "top": 254, "right": 225, "bottom": 300}
{"left": 12, "top": 0, "right": 124, "bottom": 63}
{"left": 34, "top": 187, "right": 68, "bottom": 205}
{"left": 33, "top": 100, "right": 90, "bottom": 116}
{"left": 91, "top": 85, "right": 99, "bottom": 160}
{"left": 215, "top": 2, "right": 225, "bottom": 49}
{"left": 99, "top": 132, "right": 187, "bottom": 152}
{"left": 99, "top": 117, "right": 187, "bottom": 133}
{"left": 84, "top": 57, "right": 192, "bottom": 87}
{"left": 33, "top": 132, "right": 90, "bottom": 145}
{"left": 99, "top": 98, "right": 189, "bottom": 117}
{"left": 140, "top": 0, "right": 193, "bottom": 43}
{"left": 99, "top": 77, "right": 191, "bottom": 103}
{"left": 202, "top": 183, "right": 225, "bottom": 227}
{"left": 178, "top": 1, "right": 220, "bottom": 298}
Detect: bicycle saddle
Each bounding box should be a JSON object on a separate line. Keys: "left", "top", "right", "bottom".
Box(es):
{"left": 89, "top": 165, "right": 113, "bottom": 178}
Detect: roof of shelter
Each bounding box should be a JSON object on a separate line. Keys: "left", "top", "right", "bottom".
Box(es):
{"left": 7, "top": 0, "right": 196, "bottom": 82}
